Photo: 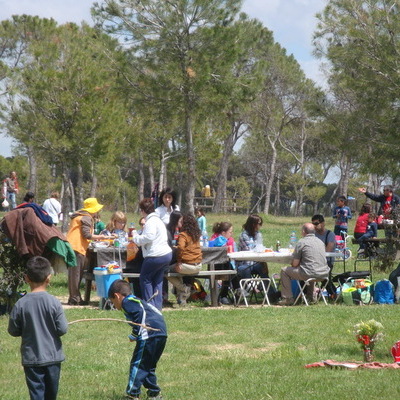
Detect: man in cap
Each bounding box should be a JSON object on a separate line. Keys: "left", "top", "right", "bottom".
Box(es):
{"left": 66, "top": 198, "right": 108, "bottom": 305}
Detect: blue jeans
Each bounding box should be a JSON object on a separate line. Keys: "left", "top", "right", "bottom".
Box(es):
{"left": 358, "top": 232, "right": 374, "bottom": 249}
{"left": 7, "top": 192, "right": 16, "bottom": 209}
{"left": 24, "top": 363, "right": 61, "bottom": 400}
{"left": 237, "top": 262, "right": 268, "bottom": 279}
{"left": 140, "top": 253, "right": 172, "bottom": 310}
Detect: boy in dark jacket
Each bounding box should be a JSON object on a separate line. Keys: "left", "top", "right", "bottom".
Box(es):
{"left": 108, "top": 279, "right": 167, "bottom": 400}
{"left": 8, "top": 256, "right": 68, "bottom": 400}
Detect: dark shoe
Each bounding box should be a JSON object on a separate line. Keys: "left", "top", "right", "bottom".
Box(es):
{"left": 126, "top": 394, "right": 139, "bottom": 400}
{"left": 277, "top": 298, "right": 294, "bottom": 306}
{"left": 220, "top": 296, "right": 231, "bottom": 305}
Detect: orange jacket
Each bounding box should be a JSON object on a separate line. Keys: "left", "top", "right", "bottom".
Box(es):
{"left": 67, "top": 211, "right": 94, "bottom": 255}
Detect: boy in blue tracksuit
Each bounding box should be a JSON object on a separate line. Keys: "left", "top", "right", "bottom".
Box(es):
{"left": 108, "top": 280, "right": 167, "bottom": 400}
{"left": 332, "top": 195, "right": 352, "bottom": 236}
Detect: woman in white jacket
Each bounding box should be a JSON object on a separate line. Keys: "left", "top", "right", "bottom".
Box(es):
{"left": 133, "top": 198, "right": 172, "bottom": 310}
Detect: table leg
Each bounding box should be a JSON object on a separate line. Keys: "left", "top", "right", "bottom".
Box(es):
{"left": 209, "top": 275, "right": 218, "bottom": 307}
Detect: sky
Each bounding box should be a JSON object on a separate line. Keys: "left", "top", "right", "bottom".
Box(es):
{"left": 0, "top": 0, "right": 329, "bottom": 157}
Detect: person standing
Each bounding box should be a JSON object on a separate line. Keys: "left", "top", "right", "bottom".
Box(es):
{"left": 66, "top": 198, "right": 108, "bottom": 305}
{"left": 278, "top": 223, "right": 330, "bottom": 306}
{"left": 332, "top": 195, "right": 352, "bottom": 236}
{"left": 3, "top": 171, "right": 19, "bottom": 209}
{"left": 155, "top": 187, "right": 180, "bottom": 225}
{"left": 8, "top": 256, "right": 68, "bottom": 400}
{"left": 42, "top": 192, "right": 62, "bottom": 226}
{"left": 133, "top": 198, "right": 172, "bottom": 310}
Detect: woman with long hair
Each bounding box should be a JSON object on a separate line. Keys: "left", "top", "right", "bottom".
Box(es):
{"left": 167, "top": 214, "right": 202, "bottom": 306}
{"left": 155, "top": 187, "right": 180, "bottom": 225}
{"left": 237, "top": 214, "right": 269, "bottom": 280}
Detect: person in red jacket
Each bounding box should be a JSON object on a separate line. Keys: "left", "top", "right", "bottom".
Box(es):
{"left": 354, "top": 203, "right": 372, "bottom": 240}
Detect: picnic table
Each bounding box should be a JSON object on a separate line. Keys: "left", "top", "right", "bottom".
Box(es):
{"left": 84, "top": 245, "right": 232, "bottom": 307}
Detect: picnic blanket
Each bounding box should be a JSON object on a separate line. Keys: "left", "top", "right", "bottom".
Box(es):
{"left": 305, "top": 359, "right": 400, "bottom": 369}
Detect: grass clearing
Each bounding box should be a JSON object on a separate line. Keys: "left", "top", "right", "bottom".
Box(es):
{"left": 1, "top": 213, "right": 398, "bottom": 399}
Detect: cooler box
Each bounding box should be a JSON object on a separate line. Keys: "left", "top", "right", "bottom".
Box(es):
{"left": 93, "top": 267, "right": 122, "bottom": 298}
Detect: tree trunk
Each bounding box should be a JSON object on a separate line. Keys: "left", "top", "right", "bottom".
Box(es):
{"left": 76, "top": 163, "right": 84, "bottom": 209}
{"left": 213, "top": 119, "right": 245, "bottom": 213}
{"left": 26, "top": 144, "right": 37, "bottom": 195}
{"left": 90, "top": 162, "right": 97, "bottom": 198}
{"left": 263, "top": 137, "right": 278, "bottom": 215}
{"left": 61, "top": 164, "right": 71, "bottom": 233}
{"left": 184, "top": 107, "right": 195, "bottom": 214}
{"left": 138, "top": 154, "right": 145, "bottom": 202}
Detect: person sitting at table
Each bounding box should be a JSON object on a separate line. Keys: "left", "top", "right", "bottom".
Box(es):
{"left": 278, "top": 223, "right": 330, "bottom": 306}
{"left": 133, "top": 198, "right": 172, "bottom": 310}
{"left": 357, "top": 213, "right": 378, "bottom": 255}
{"left": 354, "top": 203, "right": 372, "bottom": 240}
{"left": 237, "top": 214, "right": 269, "bottom": 280}
{"left": 209, "top": 221, "right": 239, "bottom": 305}
{"left": 101, "top": 211, "right": 128, "bottom": 245}
{"left": 167, "top": 214, "right": 202, "bottom": 306}
{"left": 164, "top": 210, "right": 183, "bottom": 306}
{"left": 155, "top": 187, "right": 180, "bottom": 225}
{"left": 311, "top": 214, "right": 337, "bottom": 299}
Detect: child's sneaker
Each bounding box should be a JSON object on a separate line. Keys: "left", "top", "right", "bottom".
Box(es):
{"left": 147, "top": 391, "right": 163, "bottom": 399}
{"left": 126, "top": 395, "right": 139, "bottom": 400}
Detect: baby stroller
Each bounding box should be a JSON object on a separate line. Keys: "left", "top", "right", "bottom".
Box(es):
{"left": 335, "top": 231, "right": 352, "bottom": 260}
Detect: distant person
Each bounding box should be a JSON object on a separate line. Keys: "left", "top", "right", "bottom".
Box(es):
{"left": 22, "top": 191, "right": 35, "bottom": 204}
{"left": 8, "top": 256, "right": 68, "bottom": 400}
{"left": 332, "top": 195, "right": 352, "bottom": 236}
{"left": 108, "top": 279, "right": 167, "bottom": 400}
{"left": 357, "top": 213, "right": 378, "bottom": 255}
{"left": 278, "top": 223, "right": 330, "bottom": 306}
{"left": 354, "top": 203, "right": 372, "bottom": 240}
{"left": 358, "top": 185, "right": 400, "bottom": 220}
{"left": 42, "top": 191, "right": 62, "bottom": 225}
{"left": 202, "top": 185, "right": 211, "bottom": 197}
{"left": 195, "top": 207, "right": 207, "bottom": 233}
{"left": 2, "top": 170, "right": 19, "bottom": 209}
{"left": 155, "top": 187, "right": 180, "bottom": 225}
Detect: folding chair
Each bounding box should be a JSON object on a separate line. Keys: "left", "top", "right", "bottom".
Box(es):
{"left": 293, "top": 278, "right": 329, "bottom": 306}
{"left": 236, "top": 277, "right": 271, "bottom": 307}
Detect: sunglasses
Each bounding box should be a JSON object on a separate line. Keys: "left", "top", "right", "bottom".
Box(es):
{"left": 312, "top": 221, "right": 321, "bottom": 226}
{"left": 140, "top": 222, "right": 145, "bottom": 226}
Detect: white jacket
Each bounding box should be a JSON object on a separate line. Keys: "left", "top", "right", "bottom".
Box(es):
{"left": 133, "top": 213, "right": 172, "bottom": 258}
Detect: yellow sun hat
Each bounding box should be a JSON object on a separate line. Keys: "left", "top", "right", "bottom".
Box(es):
{"left": 82, "top": 198, "right": 103, "bottom": 214}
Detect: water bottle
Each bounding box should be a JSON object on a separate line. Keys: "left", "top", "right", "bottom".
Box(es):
{"left": 202, "top": 230, "right": 209, "bottom": 247}
{"left": 248, "top": 237, "right": 255, "bottom": 250}
{"left": 289, "top": 231, "right": 297, "bottom": 249}
{"left": 128, "top": 223, "right": 136, "bottom": 241}
{"left": 275, "top": 240, "right": 281, "bottom": 252}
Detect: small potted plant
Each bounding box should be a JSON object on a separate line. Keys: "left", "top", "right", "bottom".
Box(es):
{"left": 353, "top": 319, "right": 384, "bottom": 362}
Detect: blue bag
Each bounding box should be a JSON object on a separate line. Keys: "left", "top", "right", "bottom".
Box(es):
{"left": 208, "top": 236, "right": 228, "bottom": 247}
{"left": 373, "top": 279, "right": 394, "bottom": 304}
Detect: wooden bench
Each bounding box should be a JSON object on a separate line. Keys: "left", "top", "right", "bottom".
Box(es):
{"left": 122, "top": 270, "right": 237, "bottom": 307}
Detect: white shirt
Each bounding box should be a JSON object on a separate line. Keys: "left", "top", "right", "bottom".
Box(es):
{"left": 133, "top": 213, "right": 172, "bottom": 258}
{"left": 42, "top": 198, "right": 62, "bottom": 224}
{"left": 155, "top": 204, "right": 180, "bottom": 225}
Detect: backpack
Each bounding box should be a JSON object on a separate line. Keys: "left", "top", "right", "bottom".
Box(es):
{"left": 342, "top": 279, "right": 373, "bottom": 305}
{"left": 373, "top": 279, "right": 394, "bottom": 304}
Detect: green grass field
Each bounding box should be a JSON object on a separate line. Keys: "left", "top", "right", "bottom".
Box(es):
{"left": 1, "top": 213, "right": 399, "bottom": 399}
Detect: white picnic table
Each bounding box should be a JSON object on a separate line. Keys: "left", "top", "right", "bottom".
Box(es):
{"left": 228, "top": 250, "right": 341, "bottom": 264}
